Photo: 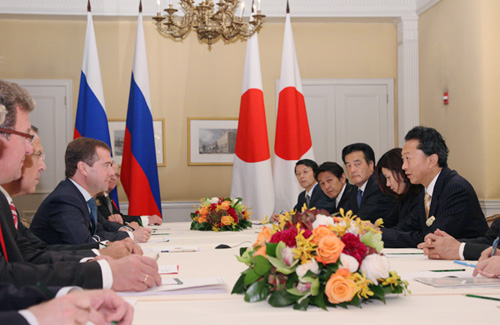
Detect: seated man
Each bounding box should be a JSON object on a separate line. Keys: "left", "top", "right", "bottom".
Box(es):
{"left": 31, "top": 137, "right": 151, "bottom": 245}
{"left": 342, "top": 143, "right": 396, "bottom": 223}
{"left": 2, "top": 127, "right": 139, "bottom": 259}
{"left": 403, "top": 126, "right": 488, "bottom": 252}
{"left": 292, "top": 159, "right": 335, "bottom": 213}
{"left": 417, "top": 218, "right": 500, "bottom": 260}
{"left": 473, "top": 246, "right": 500, "bottom": 278}
{"left": 96, "top": 161, "right": 162, "bottom": 228}
{"left": 315, "top": 161, "right": 355, "bottom": 213}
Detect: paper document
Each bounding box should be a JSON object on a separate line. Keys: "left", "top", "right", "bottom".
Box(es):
{"left": 415, "top": 277, "right": 500, "bottom": 288}
{"left": 118, "top": 277, "right": 227, "bottom": 296}
{"left": 159, "top": 264, "right": 179, "bottom": 274}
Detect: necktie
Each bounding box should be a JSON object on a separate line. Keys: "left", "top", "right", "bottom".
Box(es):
{"left": 106, "top": 196, "right": 113, "bottom": 213}
{"left": 9, "top": 201, "right": 18, "bottom": 230}
{"left": 87, "top": 198, "right": 98, "bottom": 235}
{"left": 0, "top": 221, "right": 8, "bottom": 261}
{"left": 357, "top": 189, "right": 363, "bottom": 208}
{"left": 424, "top": 192, "right": 432, "bottom": 219}
{"left": 305, "top": 194, "right": 311, "bottom": 207}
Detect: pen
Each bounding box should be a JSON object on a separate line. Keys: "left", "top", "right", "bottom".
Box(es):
{"left": 430, "top": 269, "right": 465, "bottom": 272}
{"left": 99, "top": 241, "right": 108, "bottom": 247}
{"left": 161, "top": 248, "right": 197, "bottom": 253}
{"left": 465, "top": 294, "right": 500, "bottom": 302}
{"left": 491, "top": 237, "right": 500, "bottom": 257}
{"left": 155, "top": 253, "right": 160, "bottom": 261}
{"left": 385, "top": 252, "right": 424, "bottom": 255}
{"left": 453, "top": 260, "right": 476, "bottom": 268}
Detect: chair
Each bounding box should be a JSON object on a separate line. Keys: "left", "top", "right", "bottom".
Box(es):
{"left": 486, "top": 213, "right": 500, "bottom": 227}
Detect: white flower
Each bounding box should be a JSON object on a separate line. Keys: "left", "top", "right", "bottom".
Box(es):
{"left": 296, "top": 259, "right": 320, "bottom": 278}
{"left": 281, "top": 247, "right": 295, "bottom": 266}
{"left": 346, "top": 224, "right": 360, "bottom": 235}
{"left": 296, "top": 282, "right": 312, "bottom": 293}
{"left": 210, "top": 197, "right": 219, "bottom": 204}
{"left": 340, "top": 253, "right": 359, "bottom": 273}
{"left": 312, "top": 214, "right": 334, "bottom": 229}
{"left": 360, "top": 254, "right": 390, "bottom": 285}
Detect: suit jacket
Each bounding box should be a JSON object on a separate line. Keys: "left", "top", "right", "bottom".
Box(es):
{"left": 31, "top": 179, "right": 129, "bottom": 245}
{"left": 461, "top": 218, "right": 500, "bottom": 260}
{"left": 96, "top": 195, "right": 141, "bottom": 225}
{"left": 0, "top": 192, "right": 102, "bottom": 288}
{"left": 0, "top": 312, "right": 28, "bottom": 324}
{"left": 349, "top": 173, "right": 397, "bottom": 224}
{"left": 416, "top": 167, "right": 488, "bottom": 240}
{"left": 293, "top": 184, "right": 335, "bottom": 214}
{"left": 335, "top": 183, "right": 356, "bottom": 214}
{"left": 0, "top": 283, "right": 58, "bottom": 311}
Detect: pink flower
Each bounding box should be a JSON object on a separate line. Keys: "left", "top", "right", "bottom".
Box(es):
{"left": 341, "top": 233, "right": 368, "bottom": 265}
{"left": 270, "top": 227, "right": 298, "bottom": 247}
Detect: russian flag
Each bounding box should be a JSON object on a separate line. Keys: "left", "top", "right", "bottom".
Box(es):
{"left": 74, "top": 10, "right": 119, "bottom": 206}
{"left": 273, "top": 9, "right": 314, "bottom": 213}
{"left": 230, "top": 23, "right": 274, "bottom": 220}
{"left": 120, "top": 11, "right": 162, "bottom": 218}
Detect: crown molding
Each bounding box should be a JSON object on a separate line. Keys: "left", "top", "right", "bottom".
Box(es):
{"left": 0, "top": 0, "right": 440, "bottom": 19}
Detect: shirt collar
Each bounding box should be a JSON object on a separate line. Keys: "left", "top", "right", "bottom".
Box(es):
{"left": 358, "top": 178, "right": 369, "bottom": 193}
{"left": 0, "top": 186, "right": 13, "bottom": 204}
{"left": 69, "top": 178, "right": 93, "bottom": 202}
{"left": 425, "top": 171, "right": 441, "bottom": 197}
{"left": 306, "top": 183, "right": 317, "bottom": 197}
{"left": 336, "top": 183, "right": 347, "bottom": 208}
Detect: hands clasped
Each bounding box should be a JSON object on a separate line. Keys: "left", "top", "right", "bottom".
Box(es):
{"left": 110, "top": 255, "right": 162, "bottom": 292}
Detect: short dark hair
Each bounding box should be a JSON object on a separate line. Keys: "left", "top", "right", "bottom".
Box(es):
{"left": 295, "top": 159, "right": 318, "bottom": 174}
{"left": 404, "top": 126, "right": 449, "bottom": 168}
{"left": 0, "top": 80, "right": 35, "bottom": 134}
{"left": 341, "top": 143, "right": 375, "bottom": 165}
{"left": 375, "top": 148, "right": 422, "bottom": 199}
{"left": 65, "top": 137, "right": 111, "bottom": 178}
{"left": 315, "top": 162, "right": 345, "bottom": 181}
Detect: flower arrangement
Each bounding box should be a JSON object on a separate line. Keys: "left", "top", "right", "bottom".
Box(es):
{"left": 232, "top": 208, "right": 409, "bottom": 310}
{"left": 190, "top": 197, "right": 252, "bottom": 232}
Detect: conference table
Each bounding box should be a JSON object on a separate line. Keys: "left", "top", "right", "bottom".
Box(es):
{"left": 123, "top": 222, "right": 500, "bottom": 324}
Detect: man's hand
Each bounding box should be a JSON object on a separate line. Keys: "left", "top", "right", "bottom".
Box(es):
{"left": 473, "top": 256, "right": 500, "bottom": 278}
{"left": 108, "top": 214, "right": 124, "bottom": 224}
{"left": 98, "top": 238, "right": 143, "bottom": 259}
{"left": 128, "top": 221, "right": 141, "bottom": 230}
{"left": 147, "top": 215, "right": 163, "bottom": 225}
{"left": 109, "top": 255, "right": 161, "bottom": 292}
{"left": 478, "top": 246, "right": 500, "bottom": 263}
{"left": 417, "top": 229, "right": 461, "bottom": 260}
{"left": 28, "top": 289, "right": 134, "bottom": 325}
{"left": 133, "top": 227, "right": 152, "bottom": 243}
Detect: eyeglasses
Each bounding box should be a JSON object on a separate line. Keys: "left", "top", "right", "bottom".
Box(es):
{"left": 0, "top": 127, "right": 34, "bottom": 144}
{"left": 32, "top": 151, "right": 46, "bottom": 161}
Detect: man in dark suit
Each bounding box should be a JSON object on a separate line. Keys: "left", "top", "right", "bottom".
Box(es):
{"left": 342, "top": 143, "right": 397, "bottom": 223}
{"left": 31, "top": 137, "right": 152, "bottom": 245}
{"left": 399, "top": 126, "right": 489, "bottom": 258}
{"left": 315, "top": 161, "right": 356, "bottom": 213}
{"left": 293, "top": 159, "right": 335, "bottom": 213}
{"left": 0, "top": 80, "right": 160, "bottom": 291}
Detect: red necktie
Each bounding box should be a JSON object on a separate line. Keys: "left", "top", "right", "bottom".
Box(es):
{"left": 0, "top": 221, "right": 8, "bottom": 261}
{"left": 9, "top": 202, "right": 18, "bottom": 230}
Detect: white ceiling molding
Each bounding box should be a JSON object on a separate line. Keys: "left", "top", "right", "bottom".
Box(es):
{"left": 0, "top": 0, "right": 439, "bottom": 18}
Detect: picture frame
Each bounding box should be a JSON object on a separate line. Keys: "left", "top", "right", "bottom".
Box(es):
{"left": 108, "top": 118, "right": 165, "bottom": 167}
{"left": 188, "top": 117, "right": 238, "bottom": 166}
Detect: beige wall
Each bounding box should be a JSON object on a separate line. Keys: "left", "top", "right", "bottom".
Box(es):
{"left": 419, "top": 0, "right": 500, "bottom": 199}
{"left": 0, "top": 17, "right": 397, "bottom": 202}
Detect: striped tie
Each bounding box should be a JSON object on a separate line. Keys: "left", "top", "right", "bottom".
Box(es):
{"left": 9, "top": 201, "right": 18, "bottom": 230}
{"left": 424, "top": 192, "right": 432, "bottom": 219}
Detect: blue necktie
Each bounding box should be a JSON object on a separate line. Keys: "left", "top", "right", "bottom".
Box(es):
{"left": 87, "top": 198, "right": 98, "bottom": 235}
{"left": 357, "top": 189, "right": 363, "bottom": 209}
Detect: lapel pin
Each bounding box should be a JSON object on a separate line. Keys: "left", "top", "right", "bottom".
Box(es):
{"left": 426, "top": 216, "right": 435, "bottom": 227}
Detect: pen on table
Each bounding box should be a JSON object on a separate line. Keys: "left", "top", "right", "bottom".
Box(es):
{"left": 453, "top": 260, "right": 476, "bottom": 268}
{"left": 99, "top": 241, "right": 108, "bottom": 247}
{"left": 155, "top": 253, "right": 160, "bottom": 261}
{"left": 490, "top": 237, "right": 500, "bottom": 257}
{"left": 465, "top": 294, "right": 500, "bottom": 302}
{"left": 161, "top": 248, "right": 197, "bottom": 253}
{"left": 430, "top": 269, "right": 466, "bottom": 272}
{"left": 385, "top": 252, "right": 424, "bottom": 255}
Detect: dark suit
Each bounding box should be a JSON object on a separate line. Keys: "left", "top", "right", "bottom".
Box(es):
{"left": 293, "top": 184, "right": 335, "bottom": 214}
{"left": 96, "top": 194, "right": 141, "bottom": 225}
{"left": 335, "top": 183, "right": 356, "bottom": 214}
{"left": 417, "top": 167, "right": 488, "bottom": 240}
{"left": 0, "top": 191, "right": 102, "bottom": 288}
{"left": 461, "top": 218, "right": 500, "bottom": 260}
{"left": 31, "top": 179, "right": 129, "bottom": 245}
{"left": 349, "top": 173, "right": 397, "bottom": 224}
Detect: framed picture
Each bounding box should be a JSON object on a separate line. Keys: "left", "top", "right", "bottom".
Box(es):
{"left": 188, "top": 117, "right": 238, "bottom": 166}
{"left": 108, "top": 119, "right": 165, "bottom": 167}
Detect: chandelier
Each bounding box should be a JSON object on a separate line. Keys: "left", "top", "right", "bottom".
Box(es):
{"left": 153, "top": 0, "right": 265, "bottom": 46}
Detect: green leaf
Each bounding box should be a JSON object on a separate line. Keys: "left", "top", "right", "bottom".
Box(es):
{"left": 268, "top": 289, "right": 298, "bottom": 307}
{"left": 244, "top": 269, "right": 261, "bottom": 286}
{"left": 293, "top": 297, "right": 310, "bottom": 311}
{"left": 267, "top": 256, "right": 299, "bottom": 275}
{"left": 253, "top": 255, "right": 273, "bottom": 276}
{"left": 314, "top": 291, "right": 327, "bottom": 310}
{"left": 371, "top": 284, "right": 386, "bottom": 304}
{"left": 265, "top": 243, "right": 278, "bottom": 257}
{"left": 244, "top": 281, "right": 270, "bottom": 302}
{"left": 239, "top": 247, "right": 249, "bottom": 257}
{"left": 231, "top": 274, "right": 246, "bottom": 294}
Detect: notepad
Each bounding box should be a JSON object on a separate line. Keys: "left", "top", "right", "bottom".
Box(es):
{"left": 119, "top": 277, "right": 227, "bottom": 296}
{"left": 415, "top": 277, "right": 500, "bottom": 288}
{"left": 159, "top": 264, "right": 179, "bottom": 274}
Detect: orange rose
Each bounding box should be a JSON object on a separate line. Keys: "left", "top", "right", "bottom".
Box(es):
{"left": 199, "top": 206, "right": 209, "bottom": 215}
{"left": 253, "top": 227, "right": 272, "bottom": 248}
{"left": 315, "top": 234, "right": 344, "bottom": 265}
{"left": 220, "top": 201, "right": 231, "bottom": 211}
{"left": 312, "top": 225, "right": 334, "bottom": 244}
{"left": 325, "top": 269, "right": 357, "bottom": 304}
{"left": 221, "top": 215, "right": 233, "bottom": 226}
{"left": 198, "top": 215, "right": 207, "bottom": 224}
{"left": 253, "top": 245, "right": 267, "bottom": 257}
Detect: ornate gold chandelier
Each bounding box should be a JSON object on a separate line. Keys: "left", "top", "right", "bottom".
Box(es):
{"left": 153, "top": 0, "right": 265, "bottom": 46}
